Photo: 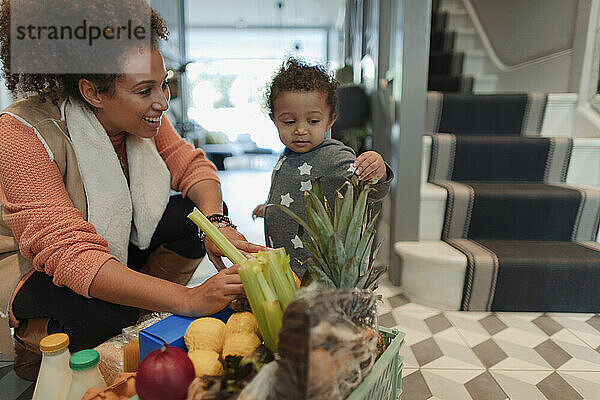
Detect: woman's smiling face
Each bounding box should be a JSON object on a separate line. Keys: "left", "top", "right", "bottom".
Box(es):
{"left": 94, "top": 48, "right": 170, "bottom": 138}
{"left": 271, "top": 90, "right": 337, "bottom": 153}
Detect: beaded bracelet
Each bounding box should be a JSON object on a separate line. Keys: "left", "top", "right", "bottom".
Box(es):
{"left": 198, "top": 214, "right": 237, "bottom": 242}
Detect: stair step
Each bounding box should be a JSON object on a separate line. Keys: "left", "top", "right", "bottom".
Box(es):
{"left": 428, "top": 75, "right": 473, "bottom": 93}
{"left": 445, "top": 181, "right": 598, "bottom": 241}
{"left": 464, "top": 240, "right": 600, "bottom": 312}
{"left": 429, "top": 51, "right": 464, "bottom": 75}
{"left": 462, "top": 49, "right": 488, "bottom": 76}
{"left": 472, "top": 74, "right": 499, "bottom": 93}
{"left": 453, "top": 28, "right": 481, "bottom": 52}
{"left": 395, "top": 239, "right": 600, "bottom": 312}
{"left": 443, "top": 8, "right": 472, "bottom": 30}
{"left": 431, "top": 11, "right": 448, "bottom": 32}
{"left": 394, "top": 240, "right": 467, "bottom": 309}
{"left": 439, "top": 0, "right": 463, "bottom": 11}
{"left": 430, "top": 31, "right": 456, "bottom": 52}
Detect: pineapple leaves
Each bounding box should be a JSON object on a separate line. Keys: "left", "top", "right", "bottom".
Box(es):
{"left": 274, "top": 173, "right": 387, "bottom": 292}
{"left": 333, "top": 191, "right": 344, "bottom": 232}
{"left": 337, "top": 182, "right": 354, "bottom": 238}
{"left": 307, "top": 207, "right": 333, "bottom": 247}
{"left": 365, "top": 265, "right": 387, "bottom": 291}
{"left": 344, "top": 185, "right": 373, "bottom": 258}
{"left": 305, "top": 259, "right": 336, "bottom": 287}
{"left": 311, "top": 177, "right": 325, "bottom": 207}
{"left": 339, "top": 255, "right": 358, "bottom": 288}
{"left": 307, "top": 190, "right": 334, "bottom": 235}
{"left": 356, "top": 210, "right": 380, "bottom": 271}
{"left": 299, "top": 237, "right": 336, "bottom": 285}
{"left": 271, "top": 204, "right": 318, "bottom": 243}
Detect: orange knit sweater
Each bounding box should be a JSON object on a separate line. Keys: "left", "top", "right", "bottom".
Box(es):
{"left": 0, "top": 114, "right": 218, "bottom": 298}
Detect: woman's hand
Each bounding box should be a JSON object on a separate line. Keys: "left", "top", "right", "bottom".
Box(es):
{"left": 353, "top": 151, "right": 387, "bottom": 181}
{"left": 252, "top": 204, "right": 265, "bottom": 220}
{"left": 180, "top": 264, "right": 245, "bottom": 316}
{"left": 204, "top": 226, "right": 269, "bottom": 270}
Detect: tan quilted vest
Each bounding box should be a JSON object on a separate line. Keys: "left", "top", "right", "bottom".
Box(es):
{"left": 0, "top": 95, "right": 87, "bottom": 355}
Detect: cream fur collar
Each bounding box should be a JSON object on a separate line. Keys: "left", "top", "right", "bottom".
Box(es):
{"left": 64, "top": 98, "right": 171, "bottom": 264}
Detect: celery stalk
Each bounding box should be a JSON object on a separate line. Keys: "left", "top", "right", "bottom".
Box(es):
{"left": 187, "top": 207, "right": 246, "bottom": 264}
{"left": 238, "top": 259, "right": 276, "bottom": 351}
{"left": 266, "top": 258, "right": 295, "bottom": 310}
{"left": 263, "top": 299, "right": 283, "bottom": 349}
{"left": 255, "top": 268, "right": 277, "bottom": 303}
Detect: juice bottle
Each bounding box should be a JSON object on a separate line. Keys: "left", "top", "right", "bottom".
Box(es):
{"left": 66, "top": 349, "right": 106, "bottom": 400}
{"left": 32, "top": 333, "right": 72, "bottom": 400}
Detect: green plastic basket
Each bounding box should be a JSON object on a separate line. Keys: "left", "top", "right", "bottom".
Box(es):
{"left": 129, "top": 327, "right": 404, "bottom": 400}
{"left": 346, "top": 326, "right": 405, "bottom": 400}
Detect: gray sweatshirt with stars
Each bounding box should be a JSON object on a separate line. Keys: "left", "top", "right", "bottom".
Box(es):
{"left": 264, "top": 139, "right": 393, "bottom": 278}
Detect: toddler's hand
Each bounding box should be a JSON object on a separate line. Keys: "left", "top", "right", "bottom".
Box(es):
{"left": 353, "top": 151, "right": 387, "bottom": 181}
{"left": 252, "top": 204, "right": 265, "bottom": 220}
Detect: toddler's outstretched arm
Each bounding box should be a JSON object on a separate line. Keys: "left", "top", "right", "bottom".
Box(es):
{"left": 252, "top": 203, "right": 265, "bottom": 220}
{"left": 353, "top": 151, "right": 387, "bottom": 181}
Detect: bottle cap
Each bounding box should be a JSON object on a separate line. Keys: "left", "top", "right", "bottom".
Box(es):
{"left": 39, "top": 333, "right": 69, "bottom": 353}
{"left": 69, "top": 349, "right": 100, "bottom": 371}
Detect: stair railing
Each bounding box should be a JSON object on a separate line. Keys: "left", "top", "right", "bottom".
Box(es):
{"left": 461, "top": 0, "right": 574, "bottom": 72}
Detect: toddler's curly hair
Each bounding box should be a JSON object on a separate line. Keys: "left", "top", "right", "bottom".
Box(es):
{"left": 266, "top": 57, "right": 339, "bottom": 118}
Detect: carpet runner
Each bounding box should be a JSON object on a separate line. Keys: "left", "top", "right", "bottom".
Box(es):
{"left": 428, "top": 133, "right": 600, "bottom": 312}
{"left": 426, "top": 92, "right": 548, "bottom": 135}
{"left": 428, "top": 2, "right": 472, "bottom": 93}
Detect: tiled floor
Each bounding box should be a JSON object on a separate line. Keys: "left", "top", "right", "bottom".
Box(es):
{"left": 2, "top": 167, "right": 600, "bottom": 399}
{"left": 375, "top": 277, "right": 600, "bottom": 400}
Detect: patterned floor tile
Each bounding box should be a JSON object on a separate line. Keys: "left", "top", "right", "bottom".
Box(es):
{"left": 550, "top": 329, "right": 600, "bottom": 371}
{"left": 490, "top": 370, "right": 553, "bottom": 400}
{"left": 376, "top": 297, "right": 393, "bottom": 316}
{"left": 374, "top": 275, "right": 404, "bottom": 299}
{"left": 558, "top": 371, "right": 600, "bottom": 400}
{"left": 421, "top": 369, "right": 504, "bottom": 400}
{"left": 550, "top": 314, "right": 600, "bottom": 351}
{"left": 447, "top": 312, "right": 552, "bottom": 370}
{"left": 536, "top": 372, "right": 584, "bottom": 400}
{"left": 402, "top": 369, "right": 433, "bottom": 400}
{"left": 446, "top": 312, "right": 600, "bottom": 372}
{"left": 392, "top": 311, "right": 484, "bottom": 370}
{"left": 389, "top": 293, "right": 411, "bottom": 308}
{"left": 463, "top": 371, "right": 508, "bottom": 400}
{"left": 378, "top": 312, "right": 397, "bottom": 329}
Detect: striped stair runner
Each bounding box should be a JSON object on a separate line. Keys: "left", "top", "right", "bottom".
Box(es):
{"left": 428, "top": 3, "right": 472, "bottom": 93}
{"left": 426, "top": 91, "right": 548, "bottom": 135}
{"left": 428, "top": 127, "right": 600, "bottom": 312}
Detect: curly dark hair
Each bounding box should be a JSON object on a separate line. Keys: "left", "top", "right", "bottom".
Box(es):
{"left": 266, "top": 57, "right": 339, "bottom": 118}
{"left": 0, "top": 0, "right": 169, "bottom": 104}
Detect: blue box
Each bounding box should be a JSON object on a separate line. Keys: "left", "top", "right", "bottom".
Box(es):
{"left": 139, "top": 307, "right": 234, "bottom": 361}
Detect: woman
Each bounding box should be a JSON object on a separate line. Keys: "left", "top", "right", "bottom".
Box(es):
{"left": 0, "top": 0, "right": 266, "bottom": 380}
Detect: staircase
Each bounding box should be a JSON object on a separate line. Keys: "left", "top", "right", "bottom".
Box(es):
{"left": 429, "top": 0, "right": 498, "bottom": 93}
{"left": 394, "top": 92, "right": 600, "bottom": 313}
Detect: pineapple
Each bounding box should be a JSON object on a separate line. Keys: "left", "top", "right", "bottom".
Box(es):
{"left": 275, "top": 175, "right": 387, "bottom": 290}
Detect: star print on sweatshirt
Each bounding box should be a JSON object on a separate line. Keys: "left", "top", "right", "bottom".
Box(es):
{"left": 263, "top": 139, "right": 392, "bottom": 278}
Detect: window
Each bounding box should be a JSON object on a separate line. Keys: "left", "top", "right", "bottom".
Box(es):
{"left": 186, "top": 28, "right": 335, "bottom": 152}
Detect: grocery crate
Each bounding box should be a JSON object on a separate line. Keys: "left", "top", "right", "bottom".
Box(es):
{"left": 129, "top": 327, "right": 404, "bottom": 400}
{"left": 347, "top": 326, "right": 405, "bottom": 400}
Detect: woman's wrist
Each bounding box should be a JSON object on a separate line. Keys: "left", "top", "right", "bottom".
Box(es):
{"left": 173, "top": 285, "right": 195, "bottom": 316}
{"left": 198, "top": 215, "right": 237, "bottom": 242}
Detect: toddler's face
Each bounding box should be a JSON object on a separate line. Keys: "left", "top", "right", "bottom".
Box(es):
{"left": 271, "top": 90, "right": 336, "bottom": 153}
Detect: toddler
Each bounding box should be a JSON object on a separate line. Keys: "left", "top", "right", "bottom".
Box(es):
{"left": 252, "top": 58, "right": 393, "bottom": 277}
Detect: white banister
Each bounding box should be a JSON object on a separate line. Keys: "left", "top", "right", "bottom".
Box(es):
{"left": 461, "top": 0, "right": 574, "bottom": 72}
